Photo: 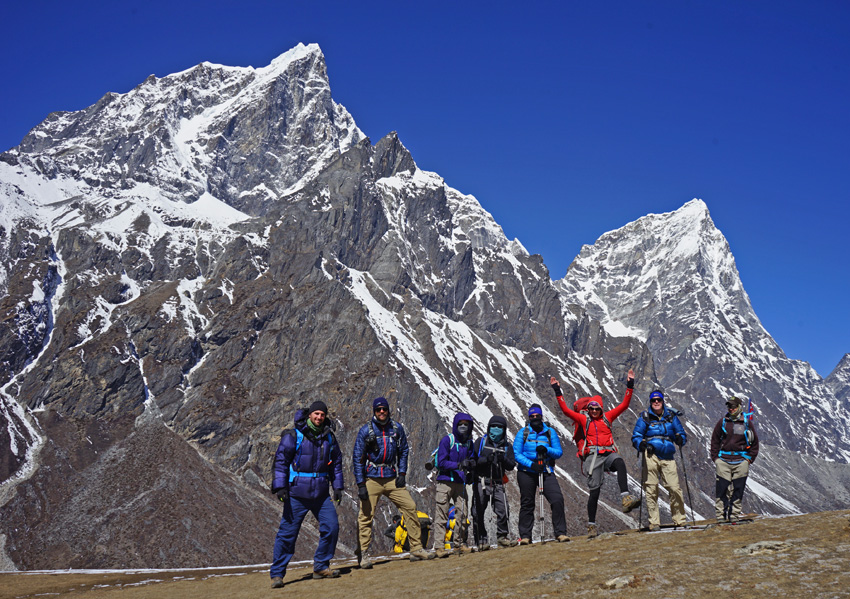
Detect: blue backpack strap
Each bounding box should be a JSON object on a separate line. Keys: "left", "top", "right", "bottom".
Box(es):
{"left": 289, "top": 428, "right": 333, "bottom": 481}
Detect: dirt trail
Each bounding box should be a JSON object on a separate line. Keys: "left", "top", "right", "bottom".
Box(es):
{"left": 3, "top": 510, "right": 850, "bottom": 599}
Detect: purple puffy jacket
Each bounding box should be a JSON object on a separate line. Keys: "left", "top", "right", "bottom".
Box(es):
{"left": 272, "top": 423, "right": 344, "bottom": 500}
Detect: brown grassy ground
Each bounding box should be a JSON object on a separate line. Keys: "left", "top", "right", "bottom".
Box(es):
{"left": 3, "top": 510, "right": 850, "bottom": 599}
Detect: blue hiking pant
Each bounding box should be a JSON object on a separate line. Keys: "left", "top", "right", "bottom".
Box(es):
{"left": 271, "top": 494, "right": 339, "bottom": 578}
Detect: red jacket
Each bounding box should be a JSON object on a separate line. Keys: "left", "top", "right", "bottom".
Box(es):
{"left": 556, "top": 388, "right": 633, "bottom": 453}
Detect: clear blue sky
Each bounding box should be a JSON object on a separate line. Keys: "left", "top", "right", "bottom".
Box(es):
{"left": 2, "top": 1, "right": 848, "bottom": 376}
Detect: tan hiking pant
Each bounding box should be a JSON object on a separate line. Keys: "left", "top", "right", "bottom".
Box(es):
{"left": 358, "top": 477, "right": 423, "bottom": 555}
{"left": 432, "top": 481, "right": 468, "bottom": 549}
{"left": 642, "top": 453, "right": 687, "bottom": 527}
{"left": 714, "top": 458, "right": 749, "bottom": 521}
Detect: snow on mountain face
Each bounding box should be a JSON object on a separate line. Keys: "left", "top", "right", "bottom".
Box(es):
{"left": 9, "top": 43, "right": 362, "bottom": 215}
{"left": 826, "top": 353, "right": 850, "bottom": 404}
{"left": 558, "top": 199, "right": 850, "bottom": 462}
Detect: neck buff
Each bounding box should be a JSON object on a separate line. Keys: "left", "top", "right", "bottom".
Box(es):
{"left": 488, "top": 425, "right": 505, "bottom": 443}
{"left": 307, "top": 419, "right": 325, "bottom": 435}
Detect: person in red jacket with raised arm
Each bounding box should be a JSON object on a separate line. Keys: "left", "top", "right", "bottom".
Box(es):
{"left": 550, "top": 369, "right": 640, "bottom": 537}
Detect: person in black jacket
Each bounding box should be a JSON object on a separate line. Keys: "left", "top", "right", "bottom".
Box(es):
{"left": 470, "top": 415, "right": 518, "bottom": 550}
{"left": 709, "top": 396, "right": 759, "bottom": 523}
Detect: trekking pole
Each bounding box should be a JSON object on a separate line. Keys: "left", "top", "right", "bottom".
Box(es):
{"left": 537, "top": 469, "right": 545, "bottom": 542}
{"left": 638, "top": 449, "right": 646, "bottom": 530}
{"left": 678, "top": 443, "right": 696, "bottom": 527}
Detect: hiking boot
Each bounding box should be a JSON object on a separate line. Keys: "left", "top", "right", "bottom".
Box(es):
{"left": 409, "top": 548, "right": 435, "bottom": 561}
{"left": 498, "top": 537, "right": 518, "bottom": 547}
{"left": 557, "top": 534, "right": 570, "bottom": 543}
{"left": 312, "top": 569, "right": 340, "bottom": 579}
{"left": 434, "top": 548, "right": 451, "bottom": 558}
{"left": 621, "top": 494, "right": 640, "bottom": 513}
{"left": 587, "top": 523, "right": 598, "bottom": 538}
{"left": 456, "top": 543, "right": 474, "bottom": 554}
{"left": 359, "top": 557, "right": 373, "bottom": 569}
{"left": 648, "top": 524, "right": 660, "bottom": 532}
{"left": 477, "top": 542, "right": 490, "bottom": 551}
{"left": 270, "top": 577, "right": 284, "bottom": 589}
{"left": 519, "top": 538, "right": 531, "bottom": 545}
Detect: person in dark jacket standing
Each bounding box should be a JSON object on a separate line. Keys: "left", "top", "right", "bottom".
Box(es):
{"left": 352, "top": 397, "right": 433, "bottom": 567}
{"left": 513, "top": 404, "right": 568, "bottom": 544}
{"left": 631, "top": 390, "right": 688, "bottom": 530}
{"left": 471, "top": 415, "right": 517, "bottom": 550}
{"left": 710, "top": 396, "right": 759, "bottom": 522}
{"left": 431, "top": 412, "right": 475, "bottom": 557}
{"left": 270, "top": 401, "right": 344, "bottom": 588}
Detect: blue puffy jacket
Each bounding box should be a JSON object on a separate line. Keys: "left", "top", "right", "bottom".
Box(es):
{"left": 436, "top": 413, "right": 475, "bottom": 484}
{"left": 513, "top": 422, "right": 563, "bottom": 474}
{"left": 353, "top": 418, "right": 410, "bottom": 484}
{"left": 631, "top": 407, "right": 687, "bottom": 460}
{"left": 272, "top": 423, "right": 344, "bottom": 500}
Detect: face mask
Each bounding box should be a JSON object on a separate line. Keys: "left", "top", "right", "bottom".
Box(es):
{"left": 530, "top": 418, "right": 544, "bottom": 432}
{"left": 488, "top": 425, "right": 505, "bottom": 442}
{"left": 457, "top": 422, "right": 470, "bottom": 436}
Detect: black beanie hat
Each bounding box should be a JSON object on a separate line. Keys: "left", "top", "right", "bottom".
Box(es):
{"left": 308, "top": 400, "right": 328, "bottom": 415}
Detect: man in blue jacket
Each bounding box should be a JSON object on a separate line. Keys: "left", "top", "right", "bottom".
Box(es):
{"left": 270, "top": 401, "right": 344, "bottom": 588}
{"left": 352, "top": 397, "right": 434, "bottom": 567}
{"left": 631, "top": 390, "right": 688, "bottom": 531}
{"left": 431, "top": 412, "right": 475, "bottom": 557}
{"left": 513, "top": 404, "right": 568, "bottom": 543}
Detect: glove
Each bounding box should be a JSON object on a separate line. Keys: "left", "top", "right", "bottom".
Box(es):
{"left": 333, "top": 489, "right": 343, "bottom": 504}
{"left": 627, "top": 377, "right": 634, "bottom": 389}
{"left": 275, "top": 488, "right": 289, "bottom": 502}
{"left": 646, "top": 445, "right": 654, "bottom": 457}
{"left": 358, "top": 484, "right": 369, "bottom": 501}
{"left": 531, "top": 459, "right": 545, "bottom": 473}
{"left": 551, "top": 382, "right": 563, "bottom": 397}
{"left": 536, "top": 445, "right": 548, "bottom": 458}
{"left": 396, "top": 473, "right": 406, "bottom": 488}
{"left": 638, "top": 440, "right": 647, "bottom": 452}
{"left": 460, "top": 458, "right": 476, "bottom": 470}
{"left": 486, "top": 451, "right": 497, "bottom": 464}
{"left": 675, "top": 434, "right": 685, "bottom": 447}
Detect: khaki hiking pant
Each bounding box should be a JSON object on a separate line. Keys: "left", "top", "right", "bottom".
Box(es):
{"left": 432, "top": 481, "right": 468, "bottom": 549}
{"left": 642, "top": 453, "right": 687, "bottom": 527}
{"left": 358, "top": 477, "right": 423, "bottom": 555}
{"left": 714, "top": 458, "right": 749, "bottom": 521}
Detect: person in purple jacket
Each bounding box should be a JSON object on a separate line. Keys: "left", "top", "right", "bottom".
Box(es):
{"left": 269, "top": 401, "right": 344, "bottom": 588}
{"left": 431, "top": 412, "right": 475, "bottom": 558}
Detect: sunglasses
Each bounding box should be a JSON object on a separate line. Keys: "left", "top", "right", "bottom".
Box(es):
{"left": 374, "top": 406, "right": 389, "bottom": 413}
{"left": 651, "top": 398, "right": 663, "bottom": 403}
{"left": 588, "top": 406, "right": 602, "bottom": 411}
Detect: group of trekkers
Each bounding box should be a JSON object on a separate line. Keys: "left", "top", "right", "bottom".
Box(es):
{"left": 268, "top": 370, "right": 759, "bottom": 587}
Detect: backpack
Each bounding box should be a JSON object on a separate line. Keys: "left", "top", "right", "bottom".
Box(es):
{"left": 281, "top": 407, "right": 337, "bottom": 481}
{"left": 719, "top": 399, "right": 756, "bottom": 453}
{"left": 571, "top": 396, "right": 615, "bottom": 460}
{"left": 427, "top": 434, "right": 471, "bottom": 470}
{"left": 364, "top": 420, "right": 402, "bottom": 465}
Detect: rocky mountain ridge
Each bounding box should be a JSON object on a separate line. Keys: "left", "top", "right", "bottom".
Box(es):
{"left": 1, "top": 43, "right": 847, "bottom": 570}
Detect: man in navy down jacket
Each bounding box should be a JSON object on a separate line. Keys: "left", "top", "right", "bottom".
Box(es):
{"left": 270, "top": 401, "right": 344, "bottom": 587}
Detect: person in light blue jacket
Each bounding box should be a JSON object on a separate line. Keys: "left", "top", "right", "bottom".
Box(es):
{"left": 631, "top": 390, "right": 688, "bottom": 530}
{"left": 513, "top": 404, "right": 568, "bottom": 543}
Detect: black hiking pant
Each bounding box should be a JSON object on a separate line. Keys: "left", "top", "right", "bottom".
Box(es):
{"left": 517, "top": 470, "right": 566, "bottom": 539}
{"left": 471, "top": 479, "right": 510, "bottom": 544}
